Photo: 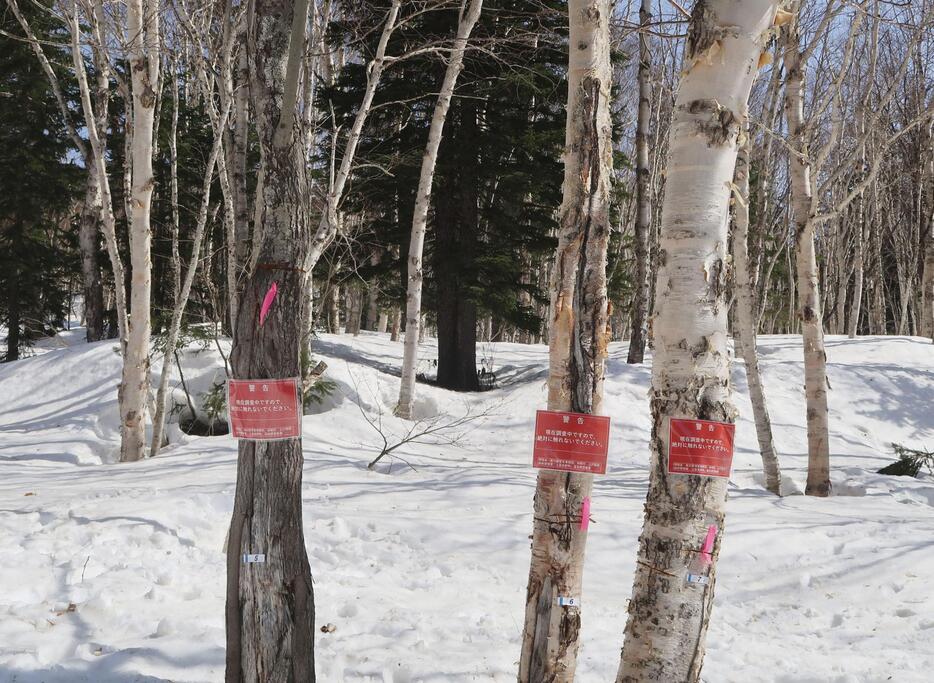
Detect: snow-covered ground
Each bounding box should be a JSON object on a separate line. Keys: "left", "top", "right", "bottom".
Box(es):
{"left": 1, "top": 331, "right": 933, "bottom": 682}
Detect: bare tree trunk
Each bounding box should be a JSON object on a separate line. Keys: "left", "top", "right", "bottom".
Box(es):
{"left": 733, "top": 134, "right": 781, "bottom": 495}
{"left": 328, "top": 280, "right": 341, "bottom": 333}
{"left": 366, "top": 251, "right": 380, "bottom": 330}
{"left": 626, "top": 0, "right": 652, "bottom": 365}
{"left": 168, "top": 62, "right": 182, "bottom": 306}
{"left": 225, "top": 0, "right": 315, "bottom": 678}
{"left": 833, "top": 216, "right": 850, "bottom": 334}
{"left": 395, "top": 0, "right": 484, "bottom": 419}
{"left": 868, "top": 182, "right": 886, "bottom": 334}
{"left": 849, "top": 219, "right": 865, "bottom": 337}
{"left": 617, "top": 3, "right": 779, "bottom": 680}
{"left": 784, "top": 8, "right": 831, "bottom": 496}
{"left": 231, "top": 37, "right": 252, "bottom": 275}
{"left": 518, "top": 1, "right": 611, "bottom": 680}
{"left": 118, "top": 0, "right": 160, "bottom": 463}
{"left": 921, "top": 121, "right": 934, "bottom": 340}
{"left": 390, "top": 307, "right": 401, "bottom": 341}
{"left": 79, "top": 170, "right": 105, "bottom": 342}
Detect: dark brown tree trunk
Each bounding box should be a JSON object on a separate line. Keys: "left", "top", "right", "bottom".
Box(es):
{"left": 6, "top": 259, "right": 21, "bottom": 362}
{"left": 225, "top": 0, "right": 315, "bottom": 679}
{"left": 435, "top": 100, "right": 479, "bottom": 392}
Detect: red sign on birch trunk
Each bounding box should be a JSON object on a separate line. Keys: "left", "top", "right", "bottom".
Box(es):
{"left": 532, "top": 410, "right": 611, "bottom": 475}
{"left": 667, "top": 417, "right": 735, "bottom": 478}
{"left": 228, "top": 378, "right": 302, "bottom": 441}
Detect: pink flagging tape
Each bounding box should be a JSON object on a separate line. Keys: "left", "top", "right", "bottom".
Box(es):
{"left": 700, "top": 524, "right": 718, "bottom": 566}
{"left": 259, "top": 282, "right": 278, "bottom": 326}
{"left": 580, "top": 497, "right": 591, "bottom": 531}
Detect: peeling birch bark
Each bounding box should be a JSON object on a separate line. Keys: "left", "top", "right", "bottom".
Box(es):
{"left": 618, "top": 2, "right": 779, "bottom": 680}
{"left": 518, "top": 0, "right": 612, "bottom": 679}
{"left": 119, "top": 0, "right": 161, "bottom": 463}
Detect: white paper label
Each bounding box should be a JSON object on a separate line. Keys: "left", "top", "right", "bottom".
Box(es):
{"left": 242, "top": 554, "right": 266, "bottom": 564}
{"left": 557, "top": 596, "right": 579, "bottom": 607}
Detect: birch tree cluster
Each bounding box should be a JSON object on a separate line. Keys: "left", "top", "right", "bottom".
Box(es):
{"left": 5, "top": 0, "right": 931, "bottom": 452}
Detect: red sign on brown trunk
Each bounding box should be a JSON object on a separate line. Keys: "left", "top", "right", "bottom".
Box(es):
{"left": 667, "top": 417, "right": 735, "bottom": 478}
{"left": 228, "top": 378, "right": 302, "bottom": 441}
{"left": 532, "top": 410, "right": 611, "bottom": 475}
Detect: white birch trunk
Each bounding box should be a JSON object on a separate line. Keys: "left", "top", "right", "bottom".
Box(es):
{"left": 783, "top": 9, "right": 832, "bottom": 496}
{"left": 733, "top": 134, "right": 781, "bottom": 495}
{"left": 849, "top": 221, "right": 865, "bottom": 337}
{"left": 394, "top": 0, "right": 484, "bottom": 419}
{"left": 627, "top": 0, "right": 652, "bottom": 365}
{"left": 617, "top": 2, "right": 780, "bottom": 680}
{"left": 118, "top": 0, "right": 160, "bottom": 462}
{"left": 518, "top": 0, "right": 612, "bottom": 679}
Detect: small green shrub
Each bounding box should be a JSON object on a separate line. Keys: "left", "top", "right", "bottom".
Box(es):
{"left": 878, "top": 443, "right": 934, "bottom": 478}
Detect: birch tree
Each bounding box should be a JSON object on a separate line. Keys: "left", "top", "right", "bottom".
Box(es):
{"left": 225, "top": 0, "right": 316, "bottom": 677}
{"left": 732, "top": 132, "right": 782, "bottom": 495}
{"left": 617, "top": 2, "right": 780, "bottom": 680}
{"left": 111, "top": 0, "right": 161, "bottom": 462}
{"left": 394, "top": 0, "right": 485, "bottom": 420}
{"left": 517, "top": 0, "right": 612, "bottom": 678}
{"left": 626, "top": 0, "right": 652, "bottom": 365}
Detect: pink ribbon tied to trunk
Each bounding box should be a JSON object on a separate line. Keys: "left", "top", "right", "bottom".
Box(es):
{"left": 699, "top": 524, "right": 718, "bottom": 567}
{"left": 579, "top": 497, "right": 592, "bottom": 531}
{"left": 259, "top": 282, "right": 278, "bottom": 326}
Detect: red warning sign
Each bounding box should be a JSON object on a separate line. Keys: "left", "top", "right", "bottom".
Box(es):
{"left": 228, "top": 378, "right": 302, "bottom": 441}
{"left": 667, "top": 418, "right": 735, "bottom": 478}
{"left": 532, "top": 410, "right": 611, "bottom": 475}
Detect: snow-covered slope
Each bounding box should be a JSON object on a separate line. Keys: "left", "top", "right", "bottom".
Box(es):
{"left": 1, "top": 332, "right": 933, "bottom": 682}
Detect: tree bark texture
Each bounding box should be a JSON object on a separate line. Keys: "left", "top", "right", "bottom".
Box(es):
{"left": 118, "top": 0, "right": 160, "bottom": 462}
{"left": 732, "top": 133, "right": 781, "bottom": 495}
{"left": 627, "top": 0, "right": 652, "bottom": 365}
{"left": 783, "top": 9, "right": 832, "bottom": 497}
{"left": 921, "top": 121, "right": 934, "bottom": 340}
{"left": 79, "top": 168, "right": 105, "bottom": 342}
{"left": 225, "top": 0, "right": 315, "bottom": 679}
{"left": 617, "top": 2, "right": 779, "bottom": 680}
{"left": 518, "top": 1, "right": 612, "bottom": 680}
{"left": 435, "top": 99, "right": 480, "bottom": 391}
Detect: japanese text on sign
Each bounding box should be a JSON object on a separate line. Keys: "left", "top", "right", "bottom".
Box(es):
{"left": 532, "top": 410, "right": 611, "bottom": 475}
{"left": 667, "top": 417, "right": 735, "bottom": 478}
{"left": 228, "top": 378, "right": 302, "bottom": 441}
